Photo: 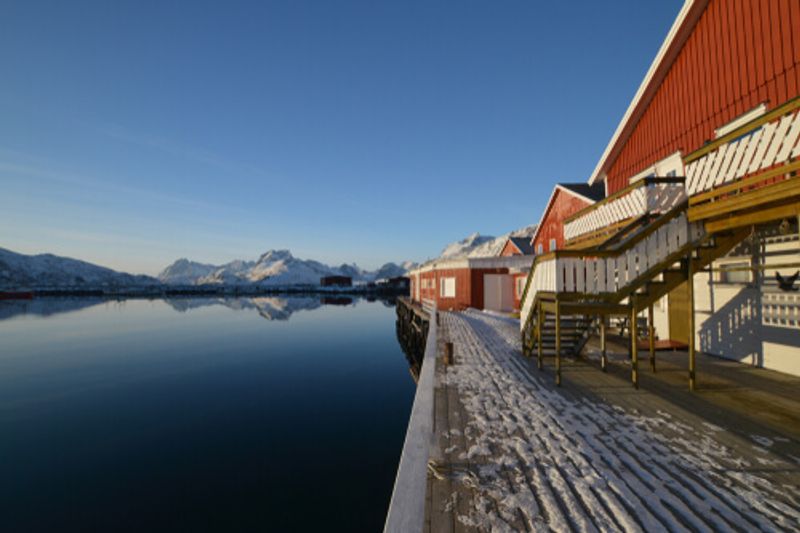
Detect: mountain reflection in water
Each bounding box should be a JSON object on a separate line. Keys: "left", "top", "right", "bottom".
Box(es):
{"left": 0, "top": 295, "right": 412, "bottom": 532}
{"left": 0, "top": 294, "right": 398, "bottom": 322}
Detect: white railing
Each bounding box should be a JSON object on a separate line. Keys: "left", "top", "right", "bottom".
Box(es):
{"left": 685, "top": 104, "right": 800, "bottom": 196}
{"left": 384, "top": 301, "right": 437, "bottom": 533}
{"left": 520, "top": 260, "right": 556, "bottom": 324}
{"left": 564, "top": 179, "right": 686, "bottom": 241}
{"left": 521, "top": 212, "right": 704, "bottom": 331}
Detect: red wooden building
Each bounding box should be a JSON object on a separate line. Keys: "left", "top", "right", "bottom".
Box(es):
{"left": 530, "top": 183, "right": 604, "bottom": 254}
{"left": 520, "top": 0, "right": 800, "bottom": 384}
{"left": 589, "top": 0, "right": 800, "bottom": 196}
{"left": 499, "top": 237, "right": 535, "bottom": 257}
{"left": 408, "top": 256, "right": 534, "bottom": 313}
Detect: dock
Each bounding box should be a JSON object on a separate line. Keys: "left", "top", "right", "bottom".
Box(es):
{"left": 420, "top": 310, "right": 800, "bottom": 531}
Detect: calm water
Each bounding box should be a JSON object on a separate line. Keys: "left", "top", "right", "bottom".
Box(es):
{"left": 0, "top": 296, "right": 415, "bottom": 532}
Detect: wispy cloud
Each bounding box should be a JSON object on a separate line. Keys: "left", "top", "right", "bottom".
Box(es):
{"left": 0, "top": 150, "right": 238, "bottom": 213}
{"left": 95, "top": 122, "right": 288, "bottom": 183}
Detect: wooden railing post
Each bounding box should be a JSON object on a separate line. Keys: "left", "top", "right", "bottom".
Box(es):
{"left": 537, "top": 301, "right": 544, "bottom": 371}
{"left": 648, "top": 304, "right": 656, "bottom": 372}
{"left": 600, "top": 316, "right": 607, "bottom": 372}
{"left": 630, "top": 305, "right": 638, "bottom": 389}
{"left": 555, "top": 302, "right": 561, "bottom": 386}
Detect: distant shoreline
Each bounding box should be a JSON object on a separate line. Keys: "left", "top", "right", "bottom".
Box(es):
{"left": 1, "top": 285, "right": 409, "bottom": 299}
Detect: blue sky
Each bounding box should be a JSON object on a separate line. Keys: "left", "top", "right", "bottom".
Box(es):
{"left": 0, "top": 0, "right": 682, "bottom": 275}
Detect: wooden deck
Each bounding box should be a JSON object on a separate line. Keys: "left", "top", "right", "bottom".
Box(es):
{"left": 425, "top": 310, "right": 800, "bottom": 531}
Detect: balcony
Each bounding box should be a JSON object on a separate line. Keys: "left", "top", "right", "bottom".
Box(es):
{"left": 563, "top": 177, "right": 687, "bottom": 247}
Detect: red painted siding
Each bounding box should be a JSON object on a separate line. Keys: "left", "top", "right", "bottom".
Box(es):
{"left": 512, "top": 272, "right": 527, "bottom": 311}
{"left": 533, "top": 189, "right": 594, "bottom": 252}
{"left": 606, "top": 0, "right": 800, "bottom": 194}
{"left": 414, "top": 267, "right": 509, "bottom": 311}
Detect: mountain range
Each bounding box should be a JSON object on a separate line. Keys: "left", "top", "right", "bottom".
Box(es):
{"left": 0, "top": 247, "right": 159, "bottom": 289}
{"left": 158, "top": 250, "right": 416, "bottom": 286}
{"left": 427, "top": 224, "right": 537, "bottom": 263}
{"left": 0, "top": 223, "right": 534, "bottom": 290}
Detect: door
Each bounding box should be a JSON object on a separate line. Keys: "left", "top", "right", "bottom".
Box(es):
{"left": 668, "top": 281, "right": 690, "bottom": 343}
{"left": 484, "top": 274, "right": 514, "bottom": 312}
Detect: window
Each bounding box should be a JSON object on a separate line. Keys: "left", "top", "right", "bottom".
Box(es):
{"left": 549, "top": 238, "right": 557, "bottom": 252}
{"left": 536, "top": 243, "right": 544, "bottom": 255}
{"left": 515, "top": 277, "right": 526, "bottom": 298}
{"left": 440, "top": 277, "right": 456, "bottom": 298}
{"left": 628, "top": 151, "right": 684, "bottom": 183}
{"left": 715, "top": 104, "right": 766, "bottom": 138}
{"left": 719, "top": 262, "right": 751, "bottom": 284}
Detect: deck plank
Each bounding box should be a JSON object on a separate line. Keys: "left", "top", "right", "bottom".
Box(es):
{"left": 423, "top": 310, "right": 800, "bottom": 531}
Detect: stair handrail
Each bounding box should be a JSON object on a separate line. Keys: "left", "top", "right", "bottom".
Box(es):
{"left": 520, "top": 200, "right": 695, "bottom": 337}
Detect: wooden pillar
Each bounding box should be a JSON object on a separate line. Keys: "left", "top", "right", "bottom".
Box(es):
{"left": 688, "top": 260, "right": 696, "bottom": 391}
{"left": 600, "top": 315, "right": 607, "bottom": 372}
{"left": 444, "top": 342, "right": 454, "bottom": 365}
{"left": 555, "top": 303, "right": 562, "bottom": 386}
{"left": 648, "top": 304, "right": 656, "bottom": 372}
{"left": 630, "top": 306, "right": 638, "bottom": 389}
{"left": 536, "top": 301, "right": 543, "bottom": 371}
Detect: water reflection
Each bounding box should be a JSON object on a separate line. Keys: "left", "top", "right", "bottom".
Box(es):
{"left": 0, "top": 295, "right": 413, "bottom": 532}
{"left": 0, "top": 294, "right": 398, "bottom": 322}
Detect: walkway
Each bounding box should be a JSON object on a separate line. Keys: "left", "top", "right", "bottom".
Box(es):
{"left": 426, "top": 310, "right": 800, "bottom": 532}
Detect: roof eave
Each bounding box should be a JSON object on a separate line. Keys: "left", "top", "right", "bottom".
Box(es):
{"left": 588, "top": 0, "right": 707, "bottom": 185}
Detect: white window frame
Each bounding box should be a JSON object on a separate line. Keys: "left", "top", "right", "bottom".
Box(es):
{"left": 629, "top": 151, "right": 684, "bottom": 184}
{"left": 715, "top": 104, "right": 767, "bottom": 138}
{"left": 549, "top": 238, "right": 557, "bottom": 252}
{"left": 536, "top": 243, "right": 544, "bottom": 255}
{"left": 440, "top": 277, "right": 456, "bottom": 298}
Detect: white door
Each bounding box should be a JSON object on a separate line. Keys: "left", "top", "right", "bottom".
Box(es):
{"left": 484, "top": 274, "right": 514, "bottom": 312}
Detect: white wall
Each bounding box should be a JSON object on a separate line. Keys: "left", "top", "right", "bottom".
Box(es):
{"left": 652, "top": 232, "right": 800, "bottom": 377}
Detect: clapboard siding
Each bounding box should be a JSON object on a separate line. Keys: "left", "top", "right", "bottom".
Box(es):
{"left": 606, "top": 0, "right": 800, "bottom": 194}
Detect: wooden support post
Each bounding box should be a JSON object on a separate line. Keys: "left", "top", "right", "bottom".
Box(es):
{"left": 630, "top": 306, "right": 638, "bottom": 389}
{"left": 537, "top": 301, "right": 543, "bottom": 371}
{"left": 555, "top": 303, "right": 562, "bottom": 387}
{"left": 444, "top": 342, "right": 454, "bottom": 365}
{"left": 648, "top": 304, "right": 656, "bottom": 373}
{"left": 688, "top": 260, "right": 696, "bottom": 391}
{"left": 600, "top": 315, "right": 607, "bottom": 372}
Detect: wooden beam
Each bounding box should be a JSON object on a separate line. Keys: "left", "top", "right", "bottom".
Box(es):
{"left": 689, "top": 176, "right": 800, "bottom": 221}
{"left": 600, "top": 316, "right": 607, "bottom": 372}
{"left": 558, "top": 302, "right": 631, "bottom": 315}
{"left": 555, "top": 302, "right": 561, "bottom": 387}
{"left": 688, "top": 260, "right": 696, "bottom": 391}
{"left": 704, "top": 200, "right": 800, "bottom": 233}
{"left": 648, "top": 305, "right": 656, "bottom": 373}
{"left": 630, "top": 305, "right": 638, "bottom": 389}
{"left": 537, "top": 301, "right": 543, "bottom": 371}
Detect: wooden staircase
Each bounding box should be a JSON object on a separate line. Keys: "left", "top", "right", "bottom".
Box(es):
{"left": 520, "top": 97, "right": 800, "bottom": 389}
{"left": 520, "top": 202, "right": 751, "bottom": 387}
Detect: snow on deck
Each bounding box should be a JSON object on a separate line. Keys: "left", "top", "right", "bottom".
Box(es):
{"left": 427, "top": 310, "right": 800, "bottom": 532}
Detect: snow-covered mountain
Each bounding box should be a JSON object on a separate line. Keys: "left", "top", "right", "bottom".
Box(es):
{"left": 157, "top": 258, "right": 217, "bottom": 285}
{"left": 159, "top": 250, "right": 414, "bottom": 286}
{"left": 371, "top": 261, "right": 415, "bottom": 281}
{"left": 0, "top": 247, "right": 158, "bottom": 289}
{"left": 429, "top": 224, "right": 537, "bottom": 263}
{"left": 164, "top": 296, "right": 322, "bottom": 320}
{"left": 0, "top": 245, "right": 414, "bottom": 290}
